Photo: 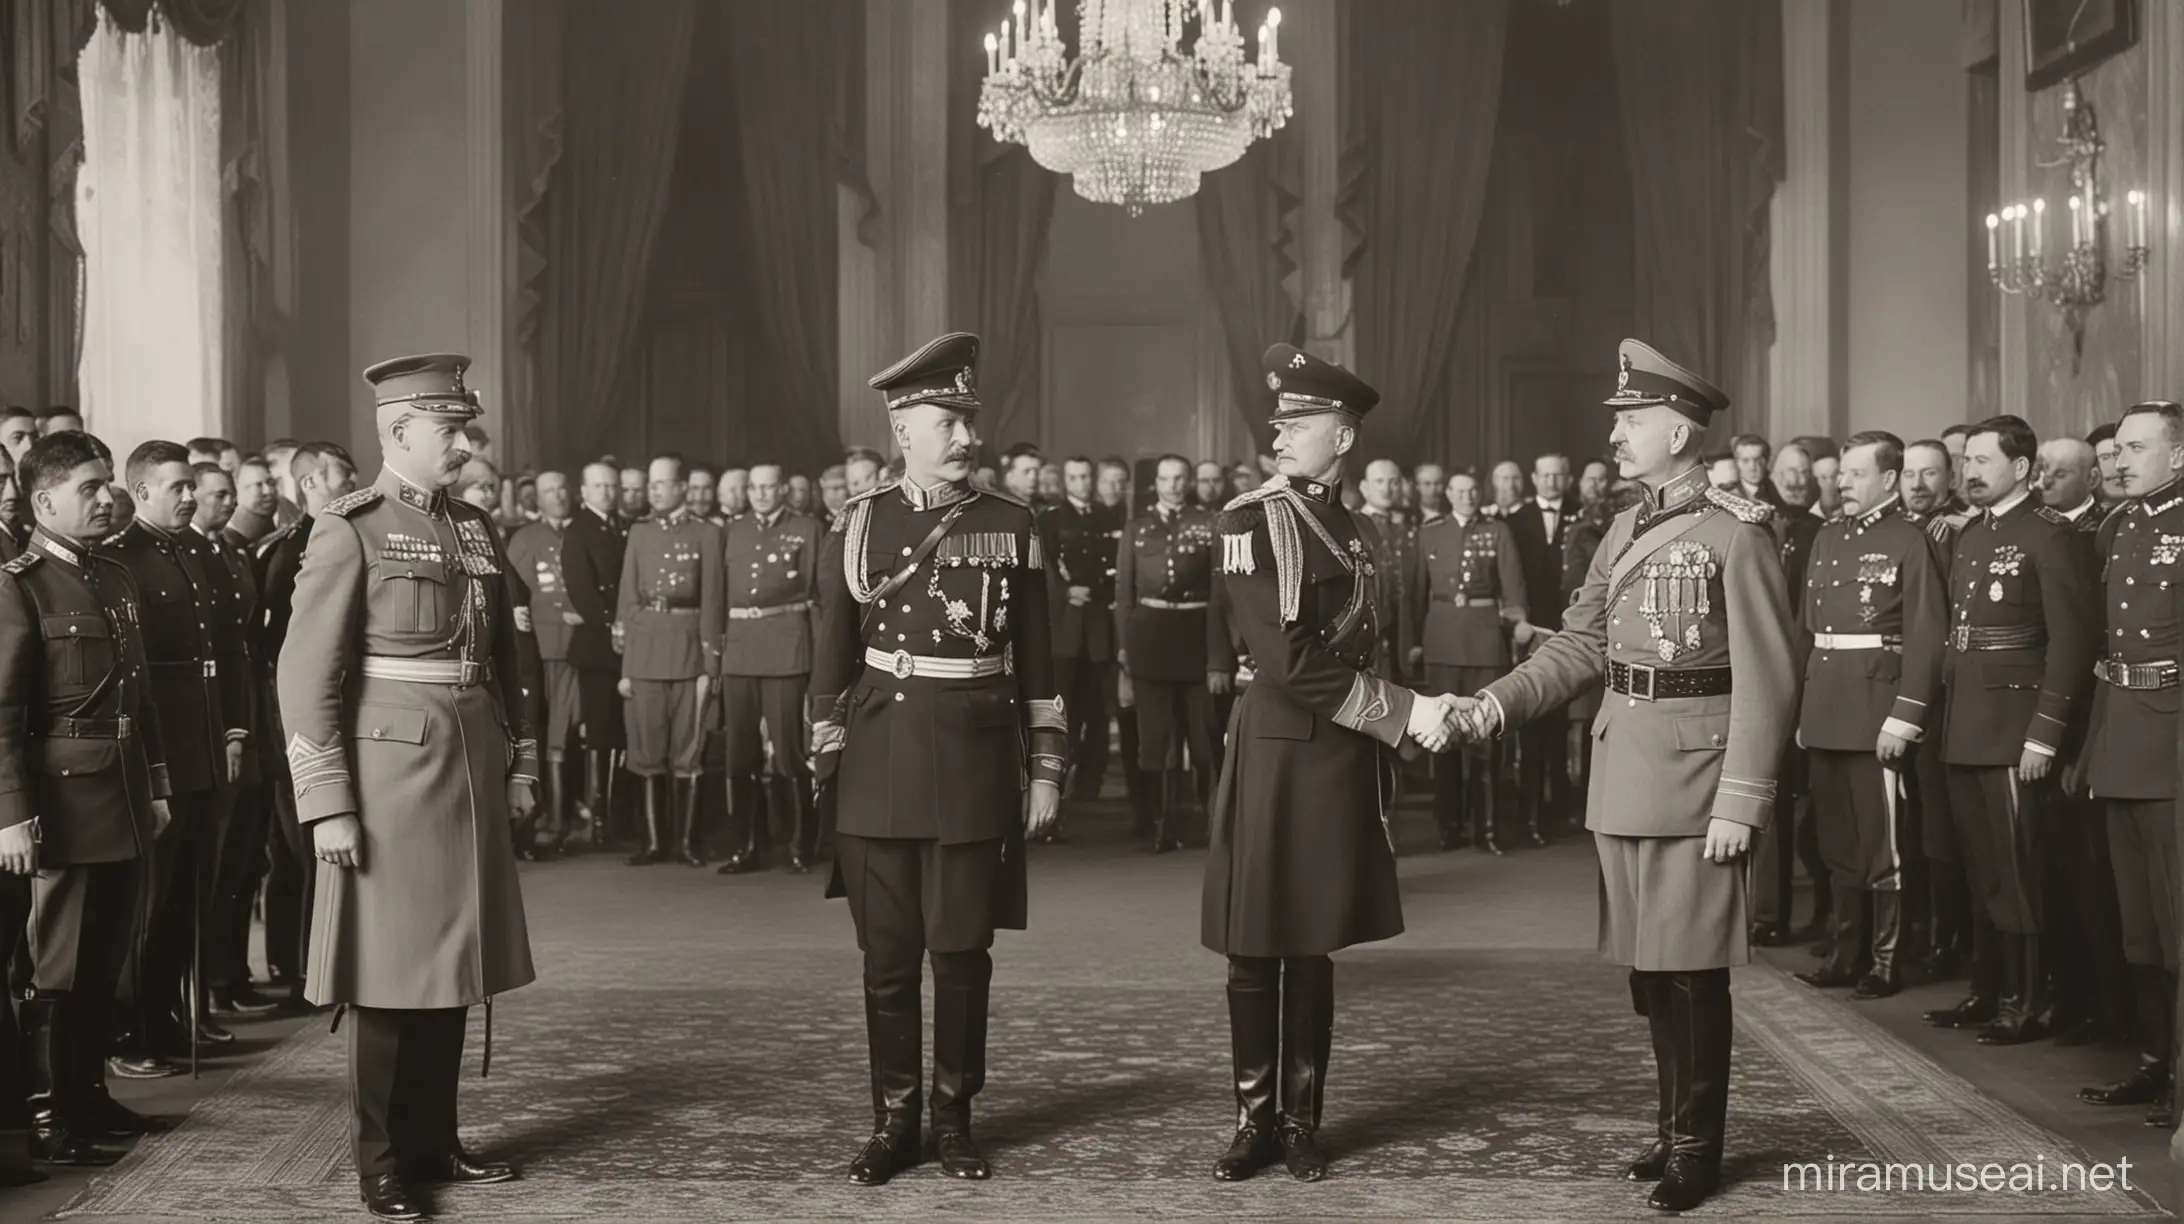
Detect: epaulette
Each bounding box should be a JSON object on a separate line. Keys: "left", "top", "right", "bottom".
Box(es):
{"left": 1901, "top": 508, "right": 1927, "bottom": 525}
{"left": 1, "top": 551, "right": 38, "bottom": 576}
{"left": 322, "top": 488, "right": 382, "bottom": 518}
{"left": 1925, "top": 516, "right": 1957, "bottom": 542}
{"left": 2034, "top": 505, "right": 2067, "bottom": 525}
{"left": 1703, "top": 485, "right": 1774, "bottom": 525}
{"left": 1217, "top": 494, "right": 1269, "bottom": 538}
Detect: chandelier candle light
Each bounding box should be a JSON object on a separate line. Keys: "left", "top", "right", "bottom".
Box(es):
{"left": 977, "top": 0, "right": 1294, "bottom": 215}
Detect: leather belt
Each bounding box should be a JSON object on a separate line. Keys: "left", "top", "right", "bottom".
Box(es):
{"left": 1139, "top": 597, "right": 1209, "bottom": 611}
{"left": 862, "top": 647, "right": 1008, "bottom": 680}
{"left": 150, "top": 659, "right": 219, "bottom": 678}
{"left": 361, "top": 656, "right": 485, "bottom": 687}
{"left": 1951, "top": 624, "right": 2046, "bottom": 652}
{"left": 1608, "top": 660, "right": 1733, "bottom": 701}
{"left": 1812, "top": 633, "right": 1900, "bottom": 651}
{"left": 729, "top": 601, "right": 810, "bottom": 621}
{"left": 36, "top": 715, "right": 131, "bottom": 740}
{"left": 2095, "top": 658, "right": 2179, "bottom": 690}
{"left": 1432, "top": 595, "right": 1500, "bottom": 607}
{"left": 640, "top": 601, "right": 700, "bottom": 614}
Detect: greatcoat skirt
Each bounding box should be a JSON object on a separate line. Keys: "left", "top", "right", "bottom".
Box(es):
{"left": 306, "top": 673, "right": 536, "bottom": 1009}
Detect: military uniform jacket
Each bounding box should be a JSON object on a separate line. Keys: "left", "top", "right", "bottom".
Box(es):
{"left": 1040, "top": 498, "right": 1121, "bottom": 661}
{"left": 1560, "top": 505, "right": 1616, "bottom": 722}
{"left": 722, "top": 508, "right": 821, "bottom": 678}
{"left": 1776, "top": 509, "right": 1822, "bottom": 608}
{"left": 1114, "top": 502, "right": 1217, "bottom": 683}
{"left": 809, "top": 479, "right": 1066, "bottom": 850}
{"left": 195, "top": 524, "right": 260, "bottom": 776}
{"left": 1356, "top": 507, "right": 1412, "bottom": 670}
{"left": 1481, "top": 467, "right": 1798, "bottom": 836}
{"left": 615, "top": 509, "right": 724, "bottom": 682}
{"left": 1202, "top": 476, "right": 1415, "bottom": 958}
{"left": 1939, "top": 493, "right": 2095, "bottom": 768}
{"left": 0, "top": 529, "right": 171, "bottom": 864}
{"left": 275, "top": 468, "right": 536, "bottom": 1009}
{"left": 99, "top": 520, "right": 233, "bottom": 795}
{"left": 559, "top": 506, "right": 627, "bottom": 671}
{"left": 2081, "top": 483, "right": 2184, "bottom": 799}
{"left": 1796, "top": 498, "right": 1946, "bottom": 751}
{"left": 504, "top": 519, "right": 574, "bottom": 662}
{"left": 1404, "top": 514, "right": 1526, "bottom": 668}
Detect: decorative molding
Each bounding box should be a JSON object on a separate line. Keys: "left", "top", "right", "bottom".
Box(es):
{"left": 465, "top": 0, "right": 512, "bottom": 461}
{"left": 1995, "top": 0, "right": 2031, "bottom": 421}
{"left": 2143, "top": 0, "right": 2184, "bottom": 402}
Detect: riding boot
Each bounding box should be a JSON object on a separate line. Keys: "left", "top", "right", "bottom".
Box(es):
{"left": 1154, "top": 771, "right": 1183, "bottom": 854}
{"left": 846, "top": 985, "right": 922, "bottom": 1186}
{"left": 1976, "top": 932, "right": 2036, "bottom": 1044}
{"left": 1188, "top": 768, "right": 1213, "bottom": 847}
{"left": 582, "top": 749, "right": 614, "bottom": 849}
{"left": 1854, "top": 890, "right": 1904, "bottom": 998}
{"left": 929, "top": 953, "right": 993, "bottom": 1179}
{"left": 1277, "top": 956, "right": 1333, "bottom": 1182}
{"left": 624, "top": 775, "right": 667, "bottom": 866}
{"left": 717, "top": 775, "right": 766, "bottom": 874}
{"left": 1924, "top": 916, "right": 1999, "bottom": 1027}
{"left": 1626, "top": 971, "right": 1673, "bottom": 1181}
{"left": 1473, "top": 750, "right": 1503, "bottom": 856}
{"left": 551, "top": 753, "right": 583, "bottom": 851}
{"left": 777, "top": 776, "right": 813, "bottom": 874}
{"left": 24, "top": 996, "right": 120, "bottom": 1167}
{"left": 1796, "top": 888, "right": 1866, "bottom": 988}
{"left": 1648, "top": 970, "right": 1729, "bottom": 1211}
{"left": 69, "top": 992, "right": 168, "bottom": 1141}
{"left": 1214, "top": 959, "right": 1282, "bottom": 1181}
{"left": 673, "top": 776, "right": 705, "bottom": 867}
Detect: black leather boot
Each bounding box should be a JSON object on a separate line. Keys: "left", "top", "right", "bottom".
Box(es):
{"left": 929, "top": 957, "right": 992, "bottom": 1179}
{"left": 1432, "top": 753, "right": 1464, "bottom": 852}
{"left": 1277, "top": 957, "right": 1333, "bottom": 1182}
{"left": 1647, "top": 970, "right": 1728, "bottom": 1212}
{"left": 582, "top": 748, "right": 615, "bottom": 850}
{"left": 625, "top": 775, "right": 667, "bottom": 865}
{"left": 718, "top": 776, "right": 769, "bottom": 874}
{"left": 1473, "top": 751, "right": 1503, "bottom": 856}
{"left": 1854, "top": 890, "right": 1904, "bottom": 999}
{"left": 847, "top": 988, "right": 922, "bottom": 1185}
{"left": 781, "top": 776, "right": 815, "bottom": 874}
{"left": 1924, "top": 918, "right": 2000, "bottom": 1027}
{"left": 2084, "top": 968, "right": 2174, "bottom": 1105}
{"left": 1796, "top": 888, "right": 1866, "bottom": 988}
{"left": 1152, "top": 771, "right": 1182, "bottom": 854}
{"left": 673, "top": 776, "right": 705, "bottom": 867}
{"left": 1979, "top": 933, "right": 2046, "bottom": 1045}
{"left": 71, "top": 995, "right": 171, "bottom": 1140}
{"left": 24, "top": 996, "right": 122, "bottom": 1167}
{"left": 1626, "top": 972, "right": 1673, "bottom": 1181}
{"left": 1214, "top": 959, "right": 1283, "bottom": 1181}
{"left": 1186, "top": 768, "right": 1213, "bottom": 848}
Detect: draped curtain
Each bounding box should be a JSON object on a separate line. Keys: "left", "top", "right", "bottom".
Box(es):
{"left": 1606, "top": 0, "right": 1784, "bottom": 430}
{"left": 1195, "top": 131, "right": 1302, "bottom": 459}
{"left": 509, "top": 0, "right": 563, "bottom": 468}
{"left": 76, "top": 8, "right": 223, "bottom": 460}
{"left": 217, "top": 0, "right": 282, "bottom": 445}
{"left": 534, "top": 0, "right": 695, "bottom": 470}
{"left": 1341, "top": 0, "right": 1510, "bottom": 463}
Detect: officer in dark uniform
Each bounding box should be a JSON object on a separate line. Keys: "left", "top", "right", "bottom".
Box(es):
{"left": 561, "top": 461, "right": 630, "bottom": 846}
{"left": 1404, "top": 470, "right": 1527, "bottom": 853}
{"left": 1204, "top": 346, "right": 1459, "bottom": 1185}
{"left": 1789, "top": 432, "right": 1946, "bottom": 999}
{"left": 1923, "top": 415, "right": 2095, "bottom": 1046}
{"left": 504, "top": 471, "right": 580, "bottom": 855}
{"left": 102, "top": 441, "right": 245, "bottom": 1067}
{"left": 1114, "top": 454, "right": 1221, "bottom": 852}
{"left": 809, "top": 333, "right": 1065, "bottom": 1184}
{"left": 1901, "top": 438, "right": 1973, "bottom": 978}
{"left": 0, "top": 431, "right": 173, "bottom": 1165}
{"left": 714, "top": 462, "right": 822, "bottom": 874}
{"left": 2078, "top": 401, "right": 2184, "bottom": 1124}
{"left": 1040, "top": 456, "right": 1121, "bottom": 824}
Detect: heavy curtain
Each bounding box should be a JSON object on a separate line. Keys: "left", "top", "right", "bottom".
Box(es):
{"left": 1607, "top": 0, "right": 1784, "bottom": 428}
{"left": 1195, "top": 132, "right": 1302, "bottom": 459}
{"left": 723, "top": 0, "right": 846, "bottom": 474}
{"left": 217, "top": 0, "right": 282, "bottom": 445}
{"left": 76, "top": 8, "right": 223, "bottom": 460}
{"left": 509, "top": 0, "right": 563, "bottom": 468}
{"left": 949, "top": 0, "right": 1058, "bottom": 452}
{"left": 534, "top": 0, "right": 695, "bottom": 470}
{"left": 1341, "top": 0, "right": 1510, "bottom": 462}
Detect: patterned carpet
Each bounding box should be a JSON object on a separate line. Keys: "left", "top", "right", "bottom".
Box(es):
{"left": 52, "top": 939, "right": 2162, "bottom": 1221}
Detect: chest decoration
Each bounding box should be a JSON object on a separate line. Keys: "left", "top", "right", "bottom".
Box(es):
{"left": 1346, "top": 536, "right": 1377, "bottom": 578}
{"left": 382, "top": 531, "right": 445, "bottom": 565}
{"left": 935, "top": 531, "right": 1023, "bottom": 569}
{"left": 926, "top": 564, "right": 1011, "bottom": 652}
{"left": 1638, "top": 540, "right": 1719, "bottom": 662}
{"left": 454, "top": 519, "right": 501, "bottom": 577}
{"left": 1986, "top": 545, "right": 2023, "bottom": 577}
{"left": 1855, "top": 552, "right": 1898, "bottom": 625}
{"left": 532, "top": 558, "right": 561, "bottom": 592}
{"left": 2155, "top": 532, "right": 2184, "bottom": 566}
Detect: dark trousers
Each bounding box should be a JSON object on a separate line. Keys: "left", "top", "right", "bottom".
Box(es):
{"left": 30, "top": 860, "right": 142, "bottom": 1006}
{"left": 208, "top": 779, "right": 270, "bottom": 989}
{"left": 1753, "top": 750, "right": 1827, "bottom": 928}
{"left": 1133, "top": 677, "right": 1218, "bottom": 774}
{"left": 1945, "top": 764, "right": 2047, "bottom": 935}
{"left": 1054, "top": 656, "right": 1110, "bottom": 798}
{"left": 1809, "top": 750, "right": 1904, "bottom": 893}
{"left": 348, "top": 1005, "right": 468, "bottom": 1179}
{"left": 125, "top": 793, "right": 213, "bottom": 1022}
{"left": 263, "top": 763, "right": 315, "bottom": 986}
{"left": 1517, "top": 719, "right": 1567, "bottom": 828}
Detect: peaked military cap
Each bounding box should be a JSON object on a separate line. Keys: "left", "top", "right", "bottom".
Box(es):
{"left": 871, "top": 332, "right": 982, "bottom": 413}
{"left": 364, "top": 353, "right": 483, "bottom": 425}
{"left": 1604, "top": 339, "right": 1728, "bottom": 425}
{"left": 1262, "top": 344, "right": 1379, "bottom": 422}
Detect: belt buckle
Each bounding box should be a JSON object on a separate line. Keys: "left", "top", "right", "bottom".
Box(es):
{"left": 116, "top": 714, "right": 131, "bottom": 739}
{"left": 889, "top": 650, "right": 915, "bottom": 680}
{"left": 1626, "top": 661, "right": 1658, "bottom": 702}
{"left": 1951, "top": 625, "right": 1969, "bottom": 652}
{"left": 457, "top": 660, "right": 481, "bottom": 688}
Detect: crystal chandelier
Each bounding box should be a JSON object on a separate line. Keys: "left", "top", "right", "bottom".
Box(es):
{"left": 976, "top": 0, "right": 1293, "bottom": 216}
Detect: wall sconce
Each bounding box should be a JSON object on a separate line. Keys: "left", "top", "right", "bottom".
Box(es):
{"left": 1984, "top": 80, "right": 2151, "bottom": 373}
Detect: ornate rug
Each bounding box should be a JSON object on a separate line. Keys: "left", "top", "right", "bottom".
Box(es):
{"left": 52, "top": 950, "right": 2162, "bottom": 1220}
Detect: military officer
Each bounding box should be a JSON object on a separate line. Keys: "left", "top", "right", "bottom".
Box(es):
{"left": 1920, "top": 415, "right": 2095, "bottom": 1048}
{"left": 1114, "top": 454, "right": 1223, "bottom": 853}
{"left": 1456, "top": 340, "right": 1798, "bottom": 1212}
{"left": 0, "top": 431, "right": 175, "bottom": 1166}
{"left": 615, "top": 457, "right": 725, "bottom": 867}
{"left": 1901, "top": 438, "right": 1973, "bottom": 978}
{"left": 102, "top": 440, "right": 245, "bottom": 1068}
{"left": 714, "top": 462, "right": 822, "bottom": 874}
{"left": 278, "top": 354, "right": 535, "bottom": 1222}
{"left": 560, "top": 462, "right": 629, "bottom": 848}
{"left": 1356, "top": 459, "right": 1413, "bottom": 679}
{"left": 1404, "top": 470, "right": 1528, "bottom": 853}
{"left": 1203, "top": 346, "right": 1464, "bottom": 1186}
{"left": 2077, "top": 401, "right": 2184, "bottom": 1125}
{"left": 1788, "top": 432, "right": 1946, "bottom": 1000}
{"left": 504, "top": 472, "right": 580, "bottom": 856}
{"left": 809, "top": 333, "right": 1065, "bottom": 1184}
{"left": 1041, "top": 455, "right": 1122, "bottom": 823}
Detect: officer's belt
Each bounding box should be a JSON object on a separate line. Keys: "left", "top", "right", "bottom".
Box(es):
{"left": 1431, "top": 595, "right": 1500, "bottom": 608}
{"left": 1608, "top": 660, "right": 1732, "bottom": 701}
{"left": 729, "top": 600, "right": 810, "bottom": 621}
{"left": 149, "top": 658, "right": 219, "bottom": 678}
{"left": 638, "top": 601, "right": 700, "bottom": 614}
{"left": 1950, "top": 624, "right": 2045, "bottom": 652}
{"left": 863, "top": 647, "right": 1008, "bottom": 680}
{"left": 2095, "top": 658, "right": 2179, "bottom": 690}
{"left": 35, "top": 715, "right": 132, "bottom": 739}
{"left": 1138, "top": 597, "right": 1209, "bottom": 610}
{"left": 1812, "top": 633, "right": 1900, "bottom": 651}
{"left": 361, "top": 656, "right": 485, "bottom": 687}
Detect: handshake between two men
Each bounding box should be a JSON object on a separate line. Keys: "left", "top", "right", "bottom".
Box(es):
{"left": 1405, "top": 692, "right": 1498, "bottom": 755}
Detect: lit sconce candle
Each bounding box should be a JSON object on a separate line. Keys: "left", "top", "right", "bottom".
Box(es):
{"left": 2009, "top": 203, "right": 2024, "bottom": 263}
{"left": 1257, "top": 23, "right": 1267, "bottom": 62}
{"left": 1013, "top": 1, "right": 1026, "bottom": 53}
{"left": 985, "top": 31, "right": 999, "bottom": 74}
{"left": 2030, "top": 197, "right": 2046, "bottom": 259}
{"left": 1267, "top": 7, "right": 1281, "bottom": 59}
{"left": 1001, "top": 18, "right": 1012, "bottom": 64}
{"left": 1221, "top": 0, "right": 1233, "bottom": 35}
{"left": 2129, "top": 188, "right": 2148, "bottom": 248}
{"left": 1986, "top": 212, "right": 2000, "bottom": 271}
{"left": 2067, "top": 195, "right": 2082, "bottom": 247}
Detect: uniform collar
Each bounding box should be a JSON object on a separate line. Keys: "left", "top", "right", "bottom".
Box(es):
{"left": 378, "top": 467, "right": 448, "bottom": 516}
{"left": 583, "top": 504, "right": 614, "bottom": 525}
{"left": 2062, "top": 496, "right": 2097, "bottom": 522}
{"left": 754, "top": 506, "right": 782, "bottom": 529}
{"left": 1362, "top": 503, "right": 1392, "bottom": 518}
{"left": 1642, "top": 465, "right": 1710, "bottom": 518}
{"left": 659, "top": 505, "right": 690, "bottom": 527}
{"left": 1156, "top": 500, "right": 1181, "bottom": 520}
{"left": 1291, "top": 476, "right": 1338, "bottom": 506}
{"left": 1852, "top": 495, "right": 1901, "bottom": 529}
{"left": 1982, "top": 487, "right": 2032, "bottom": 525}
{"left": 899, "top": 476, "right": 973, "bottom": 512}
{"left": 1067, "top": 495, "right": 1093, "bottom": 514}
{"left": 2141, "top": 481, "right": 2184, "bottom": 516}
{"left": 30, "top": 527, "right": 82, "bottom": 567}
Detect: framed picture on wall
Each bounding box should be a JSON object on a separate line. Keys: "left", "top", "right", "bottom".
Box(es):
{"left": 2023, "top": 0, "right": 2138, "bottom": 91}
